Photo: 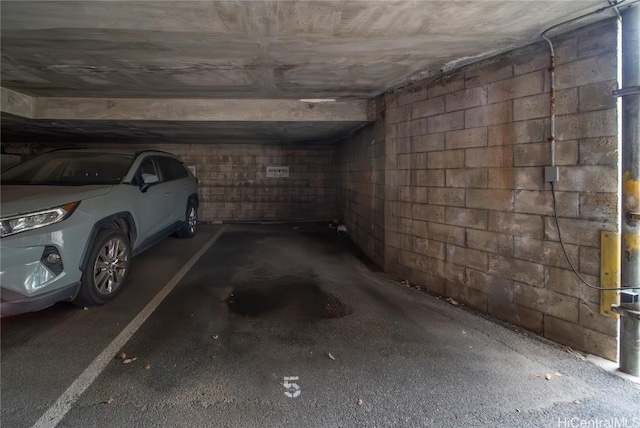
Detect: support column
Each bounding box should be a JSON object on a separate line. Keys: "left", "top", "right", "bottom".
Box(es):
{"left": 618, "top": 3, "right": 640, "bottom": 377}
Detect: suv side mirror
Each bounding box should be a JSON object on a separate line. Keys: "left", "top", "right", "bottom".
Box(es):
{"left": 140, "top": 173, "right": 159, "bottom": 193}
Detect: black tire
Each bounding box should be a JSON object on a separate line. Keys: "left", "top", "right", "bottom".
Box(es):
{"left": 73, "top": 229, "right": 131, "bottom": 307}
{"left": 175, "top": 200, "right": 197, "bottom": 239}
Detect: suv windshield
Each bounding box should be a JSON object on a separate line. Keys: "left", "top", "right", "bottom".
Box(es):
{"left": 1, "top": 152, "right": 135, "bottom": 185}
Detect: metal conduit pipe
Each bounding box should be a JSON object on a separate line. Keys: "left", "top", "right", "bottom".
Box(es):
{"left": 615, "top": 2, "right": 640, "bottom": 377}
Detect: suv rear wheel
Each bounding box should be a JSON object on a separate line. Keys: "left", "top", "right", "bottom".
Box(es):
{"left": 74, "top": 229, "right": 131, "bottom": 306}
{"left": 175, "top": 200, "right": 197, "bottom": 238}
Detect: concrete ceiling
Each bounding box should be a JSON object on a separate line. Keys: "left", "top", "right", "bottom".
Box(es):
{"left": 0, "top": 1, "right": 615, "bottom": 145}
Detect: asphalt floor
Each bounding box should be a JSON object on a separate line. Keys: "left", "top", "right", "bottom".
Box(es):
{"left": 2, "top": 224, "right": 639, "bottom": 428}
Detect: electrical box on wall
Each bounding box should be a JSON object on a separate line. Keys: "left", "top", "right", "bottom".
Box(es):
{"left": 544, "top": 166, "right": 559, "bottom": 182}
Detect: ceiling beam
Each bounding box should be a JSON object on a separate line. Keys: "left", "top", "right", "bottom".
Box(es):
{"left": 0, "top": 88, "right": 374, "bottom": 122}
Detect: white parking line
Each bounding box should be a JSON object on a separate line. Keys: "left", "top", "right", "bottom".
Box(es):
{"left": 32, "top": 226, "right": 226, "bottom": 428}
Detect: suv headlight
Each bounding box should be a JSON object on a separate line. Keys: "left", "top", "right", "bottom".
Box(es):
{"left": 0, "top": 202, "right": 79, "bottom": 238}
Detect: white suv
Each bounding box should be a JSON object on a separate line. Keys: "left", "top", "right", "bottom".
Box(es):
{"left": 0, "top": 149, "right": 199, "bottom": 316}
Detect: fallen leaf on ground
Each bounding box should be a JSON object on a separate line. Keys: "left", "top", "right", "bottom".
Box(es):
{"left": 357, "top": 399, "right": 363, "bottom": 406}
{"left": 545, "top": 373, "right": 551, "bottom": 380}
{"left": 573, "top": 400, "right": 580, "bottom": 404}
{"left": 328, "top": 353, "right": 336, "bottom": 361}
{"left": 122, "top": 357, "right": 138, "bottom": 364}
{"left": 115, "top": 352, "right": 126, "bottom": 360}
{"left": 554, "top": 372, "right": 562, "bottom": 377}
{"left": 103, "top": 397, "right": 114, "bottom": 404}
{"left": 83, "top": 307, "right": 89, "bottom": 311}
{"left": 535, "top": 373, "right": 541, "bottom": 377}
{"left": 212, "top": 335, "right": 219, "bottom": 340}
{"left": 143, "top": 364, "right": 151, "bottom": 370}
{"left": 446, "top": 298, "right": 459, "bottom": 306}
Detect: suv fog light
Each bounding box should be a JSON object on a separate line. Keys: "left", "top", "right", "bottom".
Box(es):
{"left": 24, "top": 262, "right": 55, "bottom": 292}
{"left": 41, "top": 246, "right": 64, "bottom": 276}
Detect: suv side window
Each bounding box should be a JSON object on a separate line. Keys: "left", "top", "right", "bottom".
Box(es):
{"left": 132, "top": 157, "right": 158, "bottom": 186}
{"left": 156, "top": 156, "right": 189, "bottom": 182}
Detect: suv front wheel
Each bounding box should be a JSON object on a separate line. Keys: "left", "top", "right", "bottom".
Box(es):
{"left": 74, "top": 229, "right": 131, "bottom": 306}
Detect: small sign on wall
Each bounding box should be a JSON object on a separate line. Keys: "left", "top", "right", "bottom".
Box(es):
{"left": 267, "top": 166, "right": 289, "bottom": 178}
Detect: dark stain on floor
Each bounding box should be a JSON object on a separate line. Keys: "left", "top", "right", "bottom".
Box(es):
{"left": 228, "top": 281, "right": 352, "bottom": 321}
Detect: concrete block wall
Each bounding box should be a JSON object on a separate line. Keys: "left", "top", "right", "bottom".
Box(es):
{"left": 338, "top": 104, "right": 386, "bottom": 267}
{"left": 168, "top": 144, "right": 339, "bottom": 222}
{"left": 340, "top": 19, "right": 619, "bottom": 360}
{"left": 17, "top": 142, "right": 340, "bottom": 222}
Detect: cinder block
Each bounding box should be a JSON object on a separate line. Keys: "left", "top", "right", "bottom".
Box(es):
{"left": 410, "top": 83, "right": 428, "bottom": 103}
{"left": 555, "top": 165, "right": 617, "bottom": 192}
{"left": 488, "top": 123, "right": 515, "bottom": 146}
{"left": 445, "top": 127, "right": 488, "bottom": 150}
{"left": 578, "top": 20, "right": 617, "bottom": 60}
{"left": 464, "top": 56, "right": 514, "bottom": 88}
{"left": 579, "top": 301, "right": 618, "bottom": 336}
{"left": 556, "top": 140, "right": 579, "bottom": 166}
{"left": 489, "top": 254, "right": 545, "bottom": 287}
{"left": 397, "top": 154, "right": 412, "bottom": 170}
{"left": 445, "top": 206, "right": 488, "bottom": 230}
{"left": 488, "top": 70, "right": 545, "bottom": 103}
{"left": 427, "top": 71, "right": 465, "bottom": 98}
{"left": 514, "top": 236, "right": 579, "bottom": 270}
{"left": 467, "top": 229, "right": 513, "bottom": 256}
{"left": 446, "top": 244, "right": 488, "bottom": 271}
{"left": 488, "top": 211, "right": 544, "bottom": 239}
{"left": 428, "top": 222, "right": 466, "bottom": 246}
{"left": 413, "top": 133, "right": 445, "bottom": 152}
{"left": 445, "top": 262, "right": 466, "bottom": 284}
{"left": 385, "top": 104, "right": 412, "bottom": 124}
{"left": 445, "top": 168, "right": 488, "bottom": 189}
{"left": 466, "top": 189, "right": 514, "bottom": 211}
{"left": 579, "top": 246, "right": 601, "bottom": 276}
{"left": 514, "top": 190, "right": 579, "bottom": 217}
{"left": 557, "top": 109, "right": 617, "bottom": 140}
{"left": 547, "top": 266, "right": 600, "bottom": 303}
{"left": 579, "top": 80, "right": 617, "bottom": 112}
{"left": 489, "top": 301, "right": 544, "bottom": 334}
{"left": 413, "top": 237, "right": 446, "bottom": 260}
{"left": 397, "top": 138, "right": 412, "bottom": 154}
{"left": 412, "top": 97, "right": 445, "bottom": 119}
{"left": 487, "top": 167, "right": 543, "bottom": 190}
{"left": 544, "top": 315, "right": 617, "bottom": 361}
{"left": 513, "top": 45, "right": 550, "bottom": 75}
{"left": 397, "top": 89, "right": 413, "bottom": 106}
{"left": 544, "top": 216, "right": 613, "bottom": 247}
{"left": 513, "top": 89, "right": 577, "bottom": 122}
{"left": 410, "top": 153, "right": 429, "bottom": 169}
{"left": 514, "top": 283, "right": 579, "bottom": 323}
{"left": 555, "top": 53, "right": 617, "bottom": 90}
{"left": 397, "top": 121, "right": 412, "bottom": 139}
{"left": 428, "top": 111, "right": 465, "bottom": 134}
{"left": 428, "top": 150, "right": 465, "bottom": 169}
{"left": 424, "top": 274, "right": 447, "bottom": 295}
{"left": 465, "top": 146, "right": 513, "bottom": 168}
{"left": 579, "top": 192, "right": 618, "bottom": 220}
{"left": 579, "top": 136, "right": 617, "bottom": 166}
{"left": 466, "top": 269, "right": 511, "bottom": 294}
{"left": 410, "top": 118, "right": 428, "bottom": 137}
{"left": 465, "top": 101, "right": 513, "bottom": 128}
{"left": 513, "top": 143, "right": 550, "bottom": 167}
{"left": 446, "top": 281, "right": 488, "bottom": 311}
{"left": 428, "top": 188, "right": 465, "bottom": 207}
{"left": 415, "top": 169, "right": 445, "bottom": 187}
{"left": 513, "top": 119, "right": 546, "bottom": 144}
{"left": 412, "top": 204, "right": 446, "bottom": 223}
{"left": 445, "top": 86, "right": 488, "bottom": 112}
{"left": 385, "top": 92, "right": 398, "bottom": 110}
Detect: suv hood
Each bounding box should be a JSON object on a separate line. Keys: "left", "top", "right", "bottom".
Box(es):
{"left": 0, "top": 185, "right": 113, "bottom": 217}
